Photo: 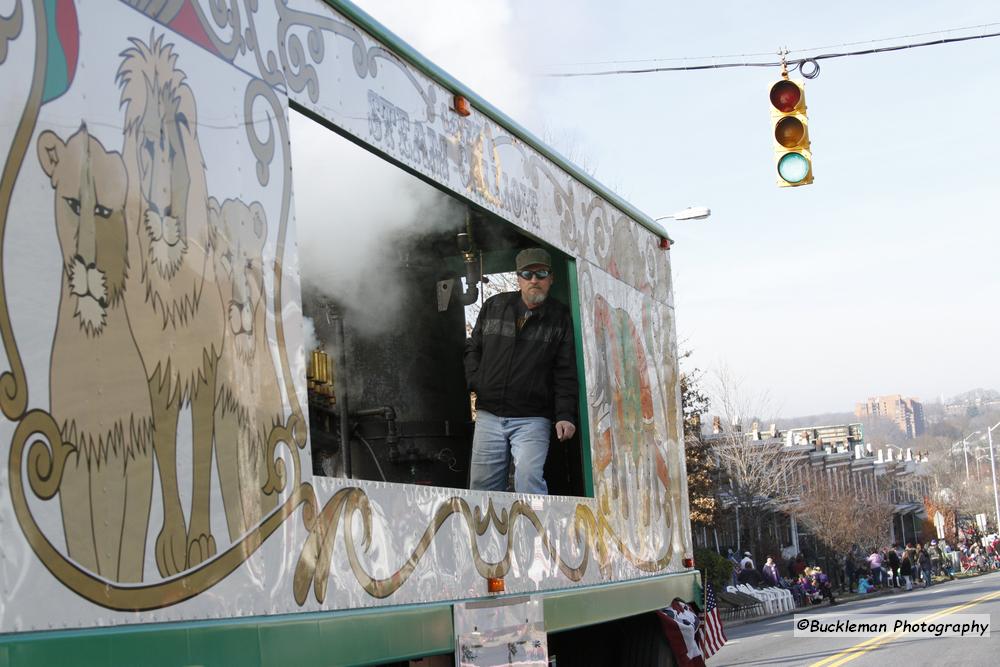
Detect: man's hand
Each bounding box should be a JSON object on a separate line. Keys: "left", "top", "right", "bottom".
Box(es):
{"left": 555, "top": 420, "right": 576, "bottom": 441}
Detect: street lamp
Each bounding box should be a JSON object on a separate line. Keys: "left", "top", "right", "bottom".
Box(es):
{"left": 988, "top": 421, "right": 1000, "bottom": 534}
{"left": 655, "top": 206, "right": 712, "bottom": 222}
{"left": 952, "top": 431, "right": 982, "bottom": 479}
{"left": 652, "top": 207, "right": 711, "bottom": 248}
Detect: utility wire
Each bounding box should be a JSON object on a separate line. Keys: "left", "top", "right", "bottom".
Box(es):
{"left": 549, "top": 22, "right": 1000, "bottom": 68}
{"left": 545, "top": 29, "right": 1000, "bottom": 78}
{"left": 787, "top": 21, "right": 1000, "bottom": 55}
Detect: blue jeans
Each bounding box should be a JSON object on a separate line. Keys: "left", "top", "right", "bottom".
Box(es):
{"left": 469, "top": 410, "right": 551, "bottom": 494}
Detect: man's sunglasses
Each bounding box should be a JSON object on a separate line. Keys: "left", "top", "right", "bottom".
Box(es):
{"left": 517, "top": 269, "right": 551, "bottom": 280}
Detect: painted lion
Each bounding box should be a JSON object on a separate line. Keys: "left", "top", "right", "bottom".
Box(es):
{"left": 117, "top": 32, "right": 225, "bottom": 574}
{"left": 209, "top": 197, "right": 283, "bottom": 540}
{"left": 37, "top": 125, "right": 154, "bottom": 582}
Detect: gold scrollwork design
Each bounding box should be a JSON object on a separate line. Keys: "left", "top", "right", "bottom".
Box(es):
{"left": 8, "top": 410, "right": 317, "bottom": 611}
{"left": 193, "top": 0, "right": 244, "bottom": 59}
{"left": 276, "top": 0, "right": 369, "bottom": 98}
{"left": 243, "top": 77, "right": 307, "bottom": 440}
{"left": 240, "top": 1, "right": 437, "bottom": 119}
{"left": 294, "top": 488, "right": 674, "bottom": 605}
{"left": 523, "top": 154, "right": 583, "bottom": 254}
{"left": 242, "top": 0, "right": 285, "bottom": 86}
{"left": 581, "top": 196, "right": 611, "bottom": 264}
{"left": 0, "top": 0, "right": 23, "bottom": 65}
{"left": 0, "top": 0, "right": 44, "bottom": 422}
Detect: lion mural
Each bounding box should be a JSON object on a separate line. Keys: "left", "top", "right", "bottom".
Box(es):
{"left": 117, "top": 33, "right": 225, "bottom": 574}
{"left": 209, "top": 197, "right": 283, "bottom": 540}
{"left": 37, "top": 125, "right": 154, "bottom": 583}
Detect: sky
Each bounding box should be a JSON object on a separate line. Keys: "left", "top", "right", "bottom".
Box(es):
{"left": 342, "top": 0, "right": 1000, "bottom": 417}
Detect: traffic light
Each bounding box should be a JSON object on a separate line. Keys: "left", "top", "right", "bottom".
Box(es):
{"left": 769, "top": 78, "right": 813, "bottom": 187}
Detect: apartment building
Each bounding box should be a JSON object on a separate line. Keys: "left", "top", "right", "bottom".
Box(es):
{"left": 855, "top": 394, "right": 926, "bottom": 439}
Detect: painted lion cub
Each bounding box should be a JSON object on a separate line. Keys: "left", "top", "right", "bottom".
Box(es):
{"left": 208, "top": 197, "right": 283, "bottom": 540}
{"left": 37, "top": 125, "right": 154, "bottom": 582}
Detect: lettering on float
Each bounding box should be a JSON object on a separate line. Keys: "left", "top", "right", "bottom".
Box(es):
{"left": 367, "top": 91, "right": 539, "bottom": 230}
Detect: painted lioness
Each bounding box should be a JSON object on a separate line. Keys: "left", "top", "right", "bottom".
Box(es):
{"left": 37, "top": 125, "right": 154, "bottom": 582}
{"left": 117, "top": 33, "right": 225, "bottom": 574}
{"left": 209, "top": 197, "right": 283, "bottom": 540}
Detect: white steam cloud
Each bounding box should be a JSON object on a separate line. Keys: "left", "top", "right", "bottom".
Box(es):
{"left": 290, "top": 113, "right": 464, "bottom": 333}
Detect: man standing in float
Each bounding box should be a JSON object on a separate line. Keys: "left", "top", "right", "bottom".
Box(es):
{"left": 465, "top": 248, "right": 578, "bottom": 494}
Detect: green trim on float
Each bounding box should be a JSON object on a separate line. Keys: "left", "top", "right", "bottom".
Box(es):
{"left": 566, "top": 258, "right": 595, "bottom": 497}
{"left": 0, "top": 572, "right": 699, "bottom": 666}
{"left": 321, "top": 0, "right": 672, "bottom": 246}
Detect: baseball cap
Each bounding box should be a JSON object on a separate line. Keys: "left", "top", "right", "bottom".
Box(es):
{"left": 515, "top": 247, "right": 551, "bottom": 271}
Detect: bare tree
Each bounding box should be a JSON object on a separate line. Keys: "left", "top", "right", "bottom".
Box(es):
{"left": 925, "top": 451, "right": 998, "bottom": 532}
{"left": 853, "top": 478, "right": 897, "bottom": 551}
{"left": 795, "top": 483, "right": 861, "bottom": 555}
{"left": 679, "top": 352, "right": 718, "bottom": 527}
{"left": 708, "top": 366, "right": 798, "bottom": 557}
{"left": 541, "top": 126, "right": 600, "bottom": 179}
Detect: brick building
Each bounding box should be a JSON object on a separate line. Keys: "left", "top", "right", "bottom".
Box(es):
{"left": 855, "top": 394, "right": 926, "bottom": 439}
{"left": 694, "top": 421, "right": 931, "bottom": 561}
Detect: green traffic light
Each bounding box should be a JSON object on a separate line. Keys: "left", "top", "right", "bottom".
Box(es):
{"left": 777, "top": 152, "right": 810, "bottom": 184}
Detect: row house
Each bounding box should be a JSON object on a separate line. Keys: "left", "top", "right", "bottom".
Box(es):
{"left": 694, "top": 421, "right": 931, "bottom": 557}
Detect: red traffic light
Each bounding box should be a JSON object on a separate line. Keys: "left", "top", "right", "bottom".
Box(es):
{"left": 770, "top": 80, "right": 801, "bottom": 113}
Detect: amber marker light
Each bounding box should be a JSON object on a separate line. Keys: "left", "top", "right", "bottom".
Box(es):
{"left": 486, "top": 577, "right": 505, "bottom": 593}
{"left": 453, "top": 94, "right": 472, "bottom": 117}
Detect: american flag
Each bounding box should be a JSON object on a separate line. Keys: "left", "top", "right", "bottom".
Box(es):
{"left": 698, "top": 582, "right": 727, "bottom": 658}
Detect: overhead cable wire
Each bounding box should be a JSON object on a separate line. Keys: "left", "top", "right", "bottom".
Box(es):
{"left": 545, "top": 29, "right": 1000, "bottom": 78}
{"left": 549, "top": 21, "right": 1000, "bottom": 68}
{"left": 552, "top": 49, "right": 776, "bottom": 68}
{"left": 786, "top": 21, "right": 1000, "bottom": 55}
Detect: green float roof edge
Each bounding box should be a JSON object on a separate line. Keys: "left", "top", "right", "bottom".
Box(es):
{"left": 322, "top": 0, "right": 673, "bottom": 245}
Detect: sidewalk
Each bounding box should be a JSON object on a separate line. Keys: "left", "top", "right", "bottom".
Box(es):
{"left": 722, "top": 570, "right": 992, "bottom": 629}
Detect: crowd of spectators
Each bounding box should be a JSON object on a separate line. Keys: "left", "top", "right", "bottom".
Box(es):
{"left": 722, "top": 532, "right": 1000, "bottom": 610}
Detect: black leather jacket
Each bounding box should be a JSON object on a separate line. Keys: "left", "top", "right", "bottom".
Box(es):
{"left": 464, "top": 291, "right": 578, "bottom": 424}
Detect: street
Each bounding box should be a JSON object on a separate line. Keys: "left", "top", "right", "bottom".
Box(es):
{"left": 713, "top": 572, "right": 1000, "bottom": 666}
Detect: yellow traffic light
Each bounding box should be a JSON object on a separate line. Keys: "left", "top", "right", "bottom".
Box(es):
{"left": 769, "top": 78, "right": 813, "bottom": 187}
